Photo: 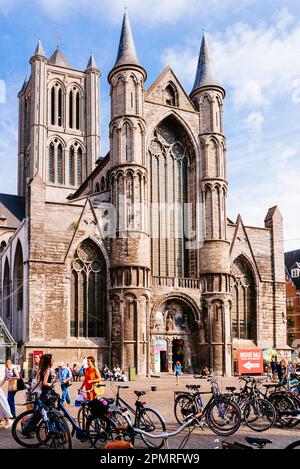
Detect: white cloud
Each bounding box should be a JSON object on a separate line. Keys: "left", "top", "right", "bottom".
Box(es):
{"left": 161, "top": 13, "right": 300, "bottom": 110}
{"left": 32, "top": 0, "right": 258, "bottom": 24}
{"left": 244, "top": 111, "right": 264, "bottom": 137}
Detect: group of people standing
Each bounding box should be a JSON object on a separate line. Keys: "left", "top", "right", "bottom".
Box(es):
{"left": 269, "top": 357, "right": 300, "bottom": 383}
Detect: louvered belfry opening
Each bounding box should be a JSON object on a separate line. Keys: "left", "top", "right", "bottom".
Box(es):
{"left": 148, "top": 115, "right": 197, "bottom": 279}
{"left": 70, "top": 239, "right": 107, "bottom": 338}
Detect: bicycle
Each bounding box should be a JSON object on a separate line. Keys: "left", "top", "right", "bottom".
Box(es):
{"left": 111, "top": 383, "right": 166, "bottom": 449}
{"left": 224, "top": 376, "right": 276, "bottom": 432}
{"left": 174, "top": 374, "right": 241, "bottom": 436}
{"left": 12, "top": 381, "right": 72, "bottom": 449}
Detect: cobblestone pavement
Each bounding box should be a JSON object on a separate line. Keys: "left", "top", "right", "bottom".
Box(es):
{"left": 0, "top": 375, "right": 299, "bottom": 449}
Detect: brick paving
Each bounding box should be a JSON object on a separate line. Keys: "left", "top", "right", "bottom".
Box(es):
{"left": 0, "top": 375, "right": 299, "bottom": 449}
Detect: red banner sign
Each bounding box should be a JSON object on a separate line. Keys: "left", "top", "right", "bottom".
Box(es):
{"left": 238, "top": 349, "right": 263, "bottom": 374}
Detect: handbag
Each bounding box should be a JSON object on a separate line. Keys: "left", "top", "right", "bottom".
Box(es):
{"left": 8, "top": 379, "right": 18, "bottom": 392}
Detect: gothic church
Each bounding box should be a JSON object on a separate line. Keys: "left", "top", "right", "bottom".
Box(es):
{"left": 0, "top": 12, "right": 287, "bottom": 375}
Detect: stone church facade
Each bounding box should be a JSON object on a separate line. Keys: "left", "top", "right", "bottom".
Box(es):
{"left": 0, "top": 12, "right": 287, "bottom": 375}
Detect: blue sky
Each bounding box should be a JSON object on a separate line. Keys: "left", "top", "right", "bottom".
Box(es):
{"left": 0, "top": 0, "right": 300, "bottom": 251}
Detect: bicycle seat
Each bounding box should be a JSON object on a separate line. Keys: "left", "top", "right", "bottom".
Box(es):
{"left": 134, "top": 391, "right": 146, "bottom": 397}
{"left": 262, "top": 383, "right": 281, "bottom": 388}
{"left": 245, "top": 437, "right": 272, "bottom": 447}
{"left": 226, "top": 386, "right": 236, "bottom": 392}
{"left": 186, "top": 385, "right": 201, "bottom": 390}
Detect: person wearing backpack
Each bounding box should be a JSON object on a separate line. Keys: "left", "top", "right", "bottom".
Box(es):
{"left": 57, "top": 361, "right": 72, "bottom": 405}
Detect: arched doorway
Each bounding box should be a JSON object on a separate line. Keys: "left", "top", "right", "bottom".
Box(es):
{"left": 150, "top": 297, "right": 200, "bottom": 373}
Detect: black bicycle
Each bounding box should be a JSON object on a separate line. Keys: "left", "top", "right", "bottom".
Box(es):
{"left": 12, "top": 381, "right": 72, "bottom": 449}
{"left": 174, "top": 374, "right": 241, "bottom": 436}
{"left": 112, "top": 384, "right": 166, "bottom": 449}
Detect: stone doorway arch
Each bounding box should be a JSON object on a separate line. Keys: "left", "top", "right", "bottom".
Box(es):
{"left": 150, "top": 296, "right": 200, "bottom": 373}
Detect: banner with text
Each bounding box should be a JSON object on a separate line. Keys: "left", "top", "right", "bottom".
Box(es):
{"left": 238, "top": 349, "right": 263, "bottom": 374}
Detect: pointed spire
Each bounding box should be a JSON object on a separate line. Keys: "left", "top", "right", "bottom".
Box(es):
{"left": 114, "top": 9, "right": 139, "bottom": 68}
{"left": 192, "top": 32, "right": 220, "bottom": 92}
{"left": 48, "top": 45, "right": 71, "bottom": 68}
{"left": 32, "top": 39, "right": 46, "bottom": 58}
{"left": 86, "top": 52, "right": 98, "bottom": 71}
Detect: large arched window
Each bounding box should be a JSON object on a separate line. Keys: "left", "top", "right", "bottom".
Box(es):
{"left": 69, "top": 146, "right": 75, "bottom": 186}
{"left": 77, "top": 146, "right": 83, "bottom": 185}
{"left": 57, "top": 144, "right": 63, "bottom": 184}
{"left": 148, "top": 116, "right": 195, "bottom": 278}
{"left": 231, "top": 258, "right": 256, "bottom": 340}
{"left": 70, "top": 239, "right": 107, "bottom": 338}
{"left": 49, "top": 140, "right": 65, "bottom": 184}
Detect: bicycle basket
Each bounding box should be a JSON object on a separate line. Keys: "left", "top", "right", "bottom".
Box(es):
{"left": 94, "top": 383, "right": 105, "bottom": 398}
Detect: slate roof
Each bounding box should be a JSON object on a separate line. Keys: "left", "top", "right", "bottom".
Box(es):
{"left": 192, "top": 32, "right": 220, "bottom": 92}
{"left": 48, "top": 46, "right": 71, "bottom": 68}
{"left": 0, "top": 194, "right": 25, "bottom": 229}
{"left": 285, "top": 249, "right": 300, "bottom": 290}
{"left": 113, "top": 10, "right": 139, "bottom": 68}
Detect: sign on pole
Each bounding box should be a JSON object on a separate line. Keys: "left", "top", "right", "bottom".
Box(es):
{"left": 238, "top": 349, "right": 263, "bottom": 374}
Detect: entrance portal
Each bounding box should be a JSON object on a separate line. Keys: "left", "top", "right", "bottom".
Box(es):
{"left": 172, "top": 339, "right": 184, "bottom": 371}
{"left": 155, "top": 339, "right": 168, "bottom": 373}
{"left": 160, "top": 351, "right": 168, "bottom": 372}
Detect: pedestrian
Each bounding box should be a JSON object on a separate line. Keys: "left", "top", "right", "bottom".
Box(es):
{"left": 72, "top": 364, "right": 79, "bottom": 382}
{"left": 37, "top": 354, "right": 55, "bottom": 402}
{"left": 57, "top": 361, "right": 72, "bottom": 406}
{"left": 0, "top": 359, "right": 20, "bottom": 419}
{"left": 277, "top": 359, "right": 287, "bottom": 384}
{"left": 174, "top": 361, "right": 182, "bottom": 386}
{"left": 270, "top": 357, "right": 278, "bottom": 382}
{"left": 0, "top": 386, "right": 12, "bottom": 428}
{"left": 80, "top": 356, "right": 102, "bottom": 400}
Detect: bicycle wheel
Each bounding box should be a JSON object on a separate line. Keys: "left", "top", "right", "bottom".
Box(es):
{"left": 11, "top": 409, "right": 43, "bottom": 448}
{"left": 46, "top": 414, "right": 72, "bottom": 449}
{"left": 244, "top": 399, "right": 276, "bottom": 432}
{"left": 206, "top": 399, "right": 241, "bottom": 436}
{"left": 77, "top": 405, "right": 90, "bottom": 431}
{"left": 285, "top": 440, "right": 300, "bottom": 449}
{"left": 269, "top": 393, "right": 297, "bottom": 428}
{"left": 110, "top": 410, "right": 135, "bottom": 445}
{"left": 137, "top": 407, "right": 166, "bottom": 449}
{"left": 86, "top": 415, "right": 109, "bottom": 449}
{"left": 174, "top": 394, "right": 196, "bottom": 425}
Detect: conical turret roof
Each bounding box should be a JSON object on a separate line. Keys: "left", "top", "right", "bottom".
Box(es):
{"left": 86, "top": 52, "right": 98, "bottom": 71}
{"left": 192, "top": 32, "right": 220, "bottom": 92}
{"left": 32, "top": 39, "right": 46, "bottom": 58}
{"left": 114, "top": 10, "right": 139, "bottom": 68}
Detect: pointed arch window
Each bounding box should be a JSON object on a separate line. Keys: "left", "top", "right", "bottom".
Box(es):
{"left": 57, "top": 144, "right": 63, "bottom": 184}
{"left": 77, "top": 146, "right": 83, "bottom": 185}
{"left": 3, "top": 259, "right": 10, "bottom": 320}
{"left": 69, "top": 146, "right": 75, "bottom": 186}
{"left": 49, "top": 143, "right": 55, "bottom": 183}
{"left": 51, "top": 87, "right": 55, "bottom": 125}
{"left": 58, "top": 88, "right": 62, "bottom": 126}
{"left": 70, "top": 239, "right": 107, "bottom": 338}
{"left": 76, "top": 92, "right": 80, "bottom": 130}
{"left": 13, "top": 243, "right": 23, "bottom": 312}
{"left": 122, "top": 123, "right": 131, "bottom": 162}
{"left": 231, "top": 258, "right": 256, "bottom": 340}
{"left": 165, "top": 83, "right": 178, "bottom": 107}
{"left": 69, "top": 91, "right": 73, "bottom": 129}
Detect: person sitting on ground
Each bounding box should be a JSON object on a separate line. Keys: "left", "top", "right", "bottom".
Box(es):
{"left": 102, "top": 364, "right": 111, "bottom": 381}
{"left": 72, "top": 364, "right": 79, "bottom": 382}
{"left": 112, "top": 365, "right": 122, "bottom": 381}
{"left": 201, "top": 365, "right": 210, "bottom": 376}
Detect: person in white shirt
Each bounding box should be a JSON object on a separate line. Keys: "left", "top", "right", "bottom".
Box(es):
{"left": 0, "top": 387, "right": 12, "bottom": 428}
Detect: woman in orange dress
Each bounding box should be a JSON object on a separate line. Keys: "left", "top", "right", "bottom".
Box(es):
{"left": 80, "top": 356, "right": 101, "bottom": 400}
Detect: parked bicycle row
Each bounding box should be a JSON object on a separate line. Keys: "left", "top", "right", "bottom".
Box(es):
{"left": 4, "top": 352, "right": 300, "bottom": 449}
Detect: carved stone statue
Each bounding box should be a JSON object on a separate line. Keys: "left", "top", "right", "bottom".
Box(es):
{"left": 166, "top": 313, "right": 174, "bottom": 332}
